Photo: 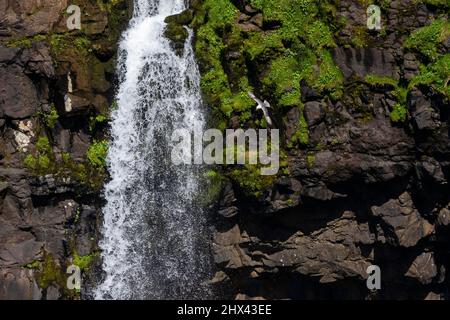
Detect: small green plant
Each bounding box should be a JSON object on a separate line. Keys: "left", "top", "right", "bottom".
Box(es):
{"left": 89, "top": 114, "right": 108, "bottom": 131}
{"left": 24, "top": 136, "right": 54, "bottom": 174}
{"left": 390, "top": 103, "right": 408, "bottom": 122}
{"left": 198, "top": 169, "right": 225, "bottom": 206}
{"left": 36, "top": 136, "right": 52, "bottom": 154}
{"left": 44, "top": 105, "right": 59, "bottom": 128}
{"left": 111, "top": 100, "right": 119, "bottom": 110}
{"left": 87, "top": 140, "right": 108, "bottom": 168}
{"left": 74, "top": 207, "right": 81, "bottom": 224}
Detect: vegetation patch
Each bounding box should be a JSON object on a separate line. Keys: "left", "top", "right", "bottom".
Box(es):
{"left": 23, "top": 136, "right": 106, "bottom": 191}
{"left": 87, "top": 140, "right": 108, "bottom": 168}
{"left": 409, "top": 54, "right": 450, "bottom": 99}
{"left": 404, "top": 18, "right": 450, "bottom": 60}
{"left": 364, "top": 75, "right": 409, "bottom": 123}
{"left": 229, "top": 164, "right": 275, "bottom": 198}
{"left": 73, "top": 251, "right": 98, "bottom": 271}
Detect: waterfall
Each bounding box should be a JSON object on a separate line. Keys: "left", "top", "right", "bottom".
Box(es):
{"left": 94, "top": 0, "right": 211, "bottom": 300}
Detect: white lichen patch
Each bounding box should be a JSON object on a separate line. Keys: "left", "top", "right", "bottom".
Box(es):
{"left": 14, "top": 120, "right": 35, "bottom": 152}
{"left": 65, "top": 72, "right": 74, "bottom": 112}
{"left": 64, "top": 94, "right": 73, "bottom": 112}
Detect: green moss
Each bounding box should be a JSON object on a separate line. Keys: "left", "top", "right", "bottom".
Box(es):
{"left": 23, "top": 260, "right": 41, "bottom": 270}
{"left": 404, "top": 19, "right": 450, "bottom": 60}
{"left": 306, "top": 20, "right": 336, "bottom": 50}
{"left": 24, "top": 136, "right": 55, "bottom": 175}
{"left": 352, "top": 26, "right": 369, "bottom": 48}
{"left": 249, "top": 0, "right": 342, "bottom": 102}
{"left": 365, "top": 74, "right": 399, "bottom": 87}
{"left": 390, "top": 103, "right": 408, "bottom": 122}
{"left": 87, "top": 140, "right": 108, "bottom": 168}
{"left": 315, "top": 49, "right": 344, "bottom": 99}
{"left": 111, "top": 100, "right": 119, "bottom": 110}
{"left": 409, "top": 54, "right": 450, "bottom": 98}
{"left": 73, "top": 252, "right": 97, "bottom": 271}
{"left": 35, "top": 253, "right": 65, "bottom": 290}
{"left": 198, "top": 170, "right": 226, "bottom": 206}
{"left": 23, "top": 154, "right": 37, "bottom": 170}
{"left": 49, "top": 34, "right": 68, "bottom": 55}
{"left": 290, "top": 107, "right": 310, "bottom": 147}
{"left": 306, "top": 153, "right": 316, "bottom": 168}
{"left": 195, "top": 0, "right": 343, "bottom": 125}
{"left": 5, "top": 34, "right": 46, "bottom": 48}
{"left": 263, "top": 53, "right": 302, "bottom": 107}
{"left": 24, "top": 136, "right": 106, "bottom": 191}
{"left": 245, "top": 31, "right": 285, "bottom": 61}
{"left": 194, "top": 0, "right": 245, "bottom": 122}
{"left": 229, "top": 164, "right": 275, "bottom": 198}
{"left": 203, "top": 0, "right": 238, "bottom": 27}
{"left": 164, "top": 22, "right": 189, "bottom": 44}
{"left": 74, "top": 36, "right": 92, "bottom": 55}
{"left": 36, "top": 136, "right": 52, "bottom": 153}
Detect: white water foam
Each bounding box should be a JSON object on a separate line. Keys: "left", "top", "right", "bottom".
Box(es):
{"left": 94, "top": 0, "right": 211, "bottom": 300}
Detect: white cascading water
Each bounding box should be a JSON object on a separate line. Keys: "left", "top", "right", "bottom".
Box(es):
{"left": 94, "top": 0, "right": 211, "bottom": 300}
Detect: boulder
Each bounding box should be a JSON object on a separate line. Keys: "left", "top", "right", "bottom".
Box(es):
{"left": 332, "top": 47, "right": 399, "bottom": 80}
{"left": 405, "top": 252, "right": 438, "bottom": 285}
{"left": 0, "top": 268, "right": 42, "bottom": 300}
{"left": 371, "top": 192, "right": 434, "bottom": 247}
{"left": 0, "top": 66, "right": 38, "bottom": 119}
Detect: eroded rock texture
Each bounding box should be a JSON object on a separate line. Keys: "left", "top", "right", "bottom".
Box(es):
{"left": 190, "top": 0, "right": 450, "bottom": 300}
{"left": 0, "top": 0, "right": 131, "bottom": 299}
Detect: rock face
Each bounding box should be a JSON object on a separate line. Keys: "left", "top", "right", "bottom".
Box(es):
{"left": 191, "top": 0, "right": 450, "bottom": 300}
{"left": 0, "top": 0, "right": 131, "bottom": 299}
{"left": 0, "top": 0, "right": 449, "bottom": 301}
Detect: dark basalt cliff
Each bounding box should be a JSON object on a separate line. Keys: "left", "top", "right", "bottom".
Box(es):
{"left": 186, "top": 0, "right": 450, "bottom": 300}
{"left": 0, "top": 0, "right": 132, "bottom": 299}
{"left": 0, "top": 0, "right": 449, "bottom": 300}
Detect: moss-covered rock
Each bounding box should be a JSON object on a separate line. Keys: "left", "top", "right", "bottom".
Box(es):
{"left": 164, "top": 22, "right": 189, "bottom": 56}
{"left": 165, "top": 9, "right": 194, "bottom": 25}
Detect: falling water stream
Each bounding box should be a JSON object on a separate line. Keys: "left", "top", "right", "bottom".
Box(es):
{"left": 94, "top": 0, "right": 212, "bottom": 300}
